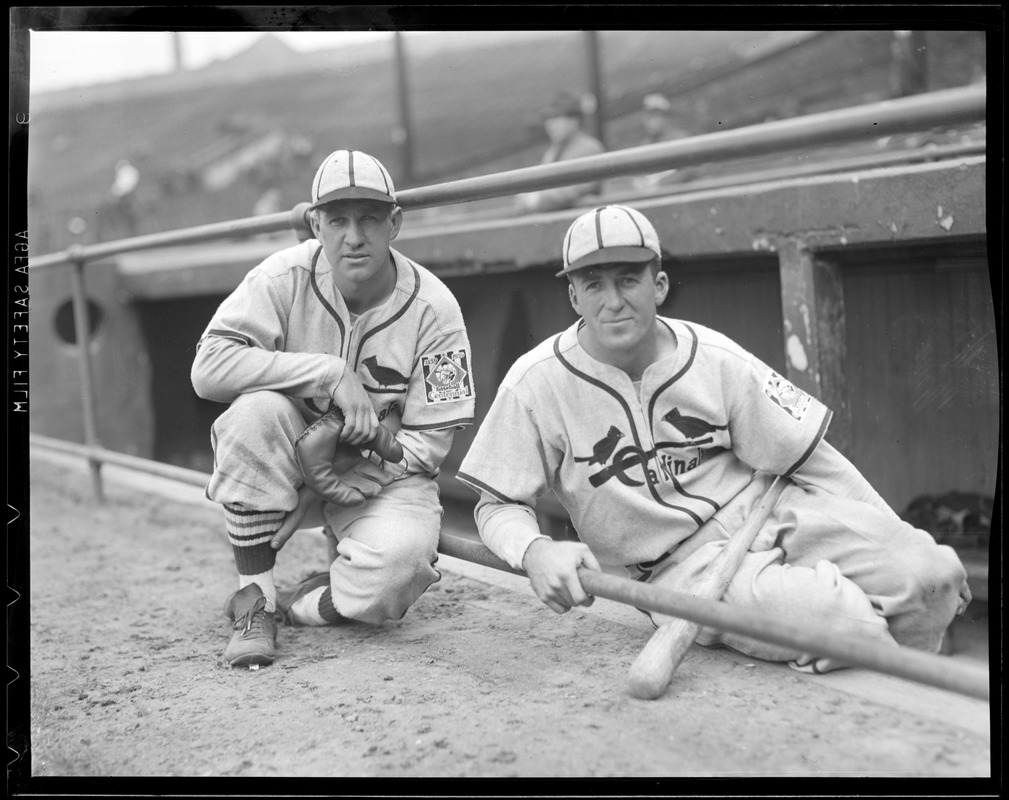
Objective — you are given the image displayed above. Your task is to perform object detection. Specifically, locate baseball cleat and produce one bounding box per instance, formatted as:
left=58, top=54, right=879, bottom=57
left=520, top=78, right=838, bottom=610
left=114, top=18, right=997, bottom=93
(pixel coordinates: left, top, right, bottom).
left=223, top=583, right=279, bottom=667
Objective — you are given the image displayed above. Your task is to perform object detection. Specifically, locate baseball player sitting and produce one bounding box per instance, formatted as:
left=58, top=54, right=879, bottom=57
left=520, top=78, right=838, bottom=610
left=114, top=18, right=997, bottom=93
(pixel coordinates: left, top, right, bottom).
left=191, top=149, right=475, bottom=667
left=457, top=204, right=970, bottom=672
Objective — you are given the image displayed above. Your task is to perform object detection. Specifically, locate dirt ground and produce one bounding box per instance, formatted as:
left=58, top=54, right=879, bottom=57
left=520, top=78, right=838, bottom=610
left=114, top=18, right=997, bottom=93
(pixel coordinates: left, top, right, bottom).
left=15, top=451, right=994, bottom=785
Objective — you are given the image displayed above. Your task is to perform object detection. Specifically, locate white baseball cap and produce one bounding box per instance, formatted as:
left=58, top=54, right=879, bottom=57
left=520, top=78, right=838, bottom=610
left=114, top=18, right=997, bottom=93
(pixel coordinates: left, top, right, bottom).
left=309, top=149, right=396, bottom=209
left=558, top=205, right=662, bottom=276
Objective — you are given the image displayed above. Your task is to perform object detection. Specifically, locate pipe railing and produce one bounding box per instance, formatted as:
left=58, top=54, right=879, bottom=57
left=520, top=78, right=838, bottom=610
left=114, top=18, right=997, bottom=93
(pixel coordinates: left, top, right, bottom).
left=30, top=85, right=985, bottom=272
left=397, top=85, right=986, bottom=210
left=28, top=86, right=987, bottom=503
left=30, top=433, right=212, bottom=487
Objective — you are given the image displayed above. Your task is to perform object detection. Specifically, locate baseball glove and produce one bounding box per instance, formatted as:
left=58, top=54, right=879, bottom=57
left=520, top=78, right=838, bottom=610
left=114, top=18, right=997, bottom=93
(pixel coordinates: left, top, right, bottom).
left=295, top=408, right=406, bottom=507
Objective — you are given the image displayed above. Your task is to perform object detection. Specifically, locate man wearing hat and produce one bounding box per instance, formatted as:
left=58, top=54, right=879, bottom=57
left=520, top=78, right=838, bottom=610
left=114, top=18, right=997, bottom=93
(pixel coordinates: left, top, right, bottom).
left=640, top=93, right=688, bottom=145
left=192, top=149, right=475, bottom=667
left=514, top=91, right=607, bottom=214
left=457, top=204, right=969, bottom=671
left=632, top=93, right=690, bottom=191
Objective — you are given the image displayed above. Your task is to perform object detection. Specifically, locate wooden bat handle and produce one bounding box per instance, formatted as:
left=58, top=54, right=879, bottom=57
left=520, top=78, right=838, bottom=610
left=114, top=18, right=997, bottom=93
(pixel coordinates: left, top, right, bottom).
left=626, top=474, right=786, bottom=700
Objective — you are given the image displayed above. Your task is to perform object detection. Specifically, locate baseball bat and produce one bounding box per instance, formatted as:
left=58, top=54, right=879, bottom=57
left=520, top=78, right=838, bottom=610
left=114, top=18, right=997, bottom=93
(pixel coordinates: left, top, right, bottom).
left=626, top=474, right=785, bottom=700
left=435, top=532, right=989, bottom=702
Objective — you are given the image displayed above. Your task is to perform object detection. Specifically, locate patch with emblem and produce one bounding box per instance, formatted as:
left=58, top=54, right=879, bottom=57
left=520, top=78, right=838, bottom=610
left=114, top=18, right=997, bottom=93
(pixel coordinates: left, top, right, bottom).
left=421, top=350, right=474, bottom=404
left=763, top=372, right=812, bottom=421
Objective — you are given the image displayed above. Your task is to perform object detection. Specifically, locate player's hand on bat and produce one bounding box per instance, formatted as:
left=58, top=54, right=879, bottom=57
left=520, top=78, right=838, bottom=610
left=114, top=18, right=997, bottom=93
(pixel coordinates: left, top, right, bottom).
left=522, top=538, right=601, bottom=614
left=330, top=368, right=379, bottom=445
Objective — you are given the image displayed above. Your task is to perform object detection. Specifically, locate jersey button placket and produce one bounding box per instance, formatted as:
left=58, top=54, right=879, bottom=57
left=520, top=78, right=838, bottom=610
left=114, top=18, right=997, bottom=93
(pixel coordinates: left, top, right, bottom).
left=641, top=380, right=672, bottom=485
left=632, top=386, right=661, bottom=491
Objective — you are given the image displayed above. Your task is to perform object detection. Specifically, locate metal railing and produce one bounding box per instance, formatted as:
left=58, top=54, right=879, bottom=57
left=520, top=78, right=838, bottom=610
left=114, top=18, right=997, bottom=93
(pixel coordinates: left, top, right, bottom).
left=28, top=85, right=986, bottom=500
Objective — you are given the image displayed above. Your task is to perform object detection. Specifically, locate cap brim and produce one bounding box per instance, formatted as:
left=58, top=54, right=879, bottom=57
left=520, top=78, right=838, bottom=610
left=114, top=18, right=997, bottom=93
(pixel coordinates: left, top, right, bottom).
left=310, top=187, right=396, bottom=209
left=556, top=245, right=658, bottom=277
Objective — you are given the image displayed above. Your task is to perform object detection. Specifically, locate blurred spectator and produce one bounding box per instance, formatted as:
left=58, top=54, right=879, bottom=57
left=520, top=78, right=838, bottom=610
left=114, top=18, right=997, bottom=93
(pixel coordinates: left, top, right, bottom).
left=253, top=186, right=284, bottom=217
left=888, top=30, right=927, bottom=98
left=514, top=91, right=606, bottom=214
left=639, top=93, right=688, bottom=145
left=110, top=158, right=141, bottom=236
left=632, top=93, right=690, bottom=191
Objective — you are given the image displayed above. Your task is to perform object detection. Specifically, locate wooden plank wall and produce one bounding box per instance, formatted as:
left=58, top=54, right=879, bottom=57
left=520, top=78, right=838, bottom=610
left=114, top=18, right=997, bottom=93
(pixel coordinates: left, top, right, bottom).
left=840, top=248, right=998, bottom=511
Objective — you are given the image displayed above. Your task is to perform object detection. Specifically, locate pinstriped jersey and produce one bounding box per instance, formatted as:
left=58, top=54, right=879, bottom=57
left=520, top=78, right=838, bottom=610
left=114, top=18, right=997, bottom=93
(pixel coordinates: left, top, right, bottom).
left=193, top=239, right=475, bottom=473
left=457, top=317, right=832, bottom=566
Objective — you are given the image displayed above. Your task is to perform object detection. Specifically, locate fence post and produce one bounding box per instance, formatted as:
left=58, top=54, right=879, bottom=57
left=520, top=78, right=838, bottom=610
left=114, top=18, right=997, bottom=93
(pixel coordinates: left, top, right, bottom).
left=776, top=240, right=852, bottom=454
left=583, top=31, right=606, bottom=147
left=68, top=247, right=105, bottom=502
left=393, top=31, right=415, bottom=185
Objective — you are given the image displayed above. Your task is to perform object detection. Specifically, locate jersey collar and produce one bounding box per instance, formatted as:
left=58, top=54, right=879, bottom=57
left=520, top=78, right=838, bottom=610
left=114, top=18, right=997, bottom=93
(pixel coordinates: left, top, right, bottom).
left=314, top=245, right=417, bottom=323
left=559, top=316, right=689, bottom=389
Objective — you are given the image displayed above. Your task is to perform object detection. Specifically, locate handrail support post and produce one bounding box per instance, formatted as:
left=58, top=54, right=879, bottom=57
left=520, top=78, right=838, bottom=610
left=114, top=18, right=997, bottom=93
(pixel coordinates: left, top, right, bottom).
left=68, top=246, right=105, bottom=503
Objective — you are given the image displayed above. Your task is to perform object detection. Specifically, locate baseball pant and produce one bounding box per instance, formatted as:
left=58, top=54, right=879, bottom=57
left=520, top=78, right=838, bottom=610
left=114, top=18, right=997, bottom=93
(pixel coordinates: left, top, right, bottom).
left=635, top=474, right=968, bottom=663
left=207, top=390, right=442, bottom=624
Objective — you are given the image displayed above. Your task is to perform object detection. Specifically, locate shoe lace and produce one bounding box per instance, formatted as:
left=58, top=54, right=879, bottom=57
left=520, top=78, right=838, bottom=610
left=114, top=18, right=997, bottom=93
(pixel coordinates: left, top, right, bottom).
left=234, top=596, right=269, bottom=638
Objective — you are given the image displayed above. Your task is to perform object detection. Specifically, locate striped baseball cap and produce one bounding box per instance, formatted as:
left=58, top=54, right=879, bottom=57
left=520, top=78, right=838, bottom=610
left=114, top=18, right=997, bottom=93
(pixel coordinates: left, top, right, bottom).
left=558, top=205, right=662, bottom=276
left=309, top=149, right=396, bottom=209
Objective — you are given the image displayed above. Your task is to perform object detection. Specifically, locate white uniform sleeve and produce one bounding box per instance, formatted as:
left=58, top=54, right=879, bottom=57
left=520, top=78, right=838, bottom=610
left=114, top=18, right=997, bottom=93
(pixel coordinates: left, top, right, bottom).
left=474, top=492, right=549, bottom=570
left=387, top=303, right=475, bottom=476
left=400, top=326, right=476, bottom=433
left=457, top=383, right=557, bottom=508
left=191, top=268, right=346, bottom=403
left=397, top=427, right=457, bottom=478
left=357, top=321, right=472, bottom=477
left=790, top=438, right=901, bottom=519
left=726, top=356, right=833, bottom=477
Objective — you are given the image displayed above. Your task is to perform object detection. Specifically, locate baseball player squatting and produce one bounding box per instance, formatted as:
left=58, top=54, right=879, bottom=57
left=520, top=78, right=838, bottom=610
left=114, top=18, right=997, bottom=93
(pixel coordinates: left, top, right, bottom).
left=457, top=205, right=971, bottom=672
left=191, top=150, right=475, bottom=667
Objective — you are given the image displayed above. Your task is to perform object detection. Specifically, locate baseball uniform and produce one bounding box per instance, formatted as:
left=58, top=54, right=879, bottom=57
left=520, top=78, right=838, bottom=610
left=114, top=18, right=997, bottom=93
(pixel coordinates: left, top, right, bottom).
left=193, top=239, right=475, bottom=624
left=458, top=317, right=968, bottom=664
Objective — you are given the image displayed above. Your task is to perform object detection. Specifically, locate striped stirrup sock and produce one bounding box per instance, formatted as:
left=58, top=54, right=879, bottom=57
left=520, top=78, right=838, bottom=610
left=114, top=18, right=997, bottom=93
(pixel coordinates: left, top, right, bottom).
left=225, top=504, right=284, bottom=612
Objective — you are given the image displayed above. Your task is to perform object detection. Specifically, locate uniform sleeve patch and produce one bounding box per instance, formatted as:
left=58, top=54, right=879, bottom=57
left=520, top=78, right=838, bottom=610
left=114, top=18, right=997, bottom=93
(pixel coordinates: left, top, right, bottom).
left=422, top=349, right=474, bottom=404
left=763, top=372, right=811, bottom=421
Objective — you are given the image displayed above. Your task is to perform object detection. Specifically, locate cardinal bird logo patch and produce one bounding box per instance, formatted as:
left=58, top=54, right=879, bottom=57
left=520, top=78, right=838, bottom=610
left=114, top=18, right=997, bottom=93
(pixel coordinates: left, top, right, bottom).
left=362, top=355, right=409, bottom=387
left=574, top=426, right=624, bottom=465
left=662, top=407, right=728, bottom=441
left=422, top=350, right=473, bottom=404
left=763, top=372, right=812, bottom=421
